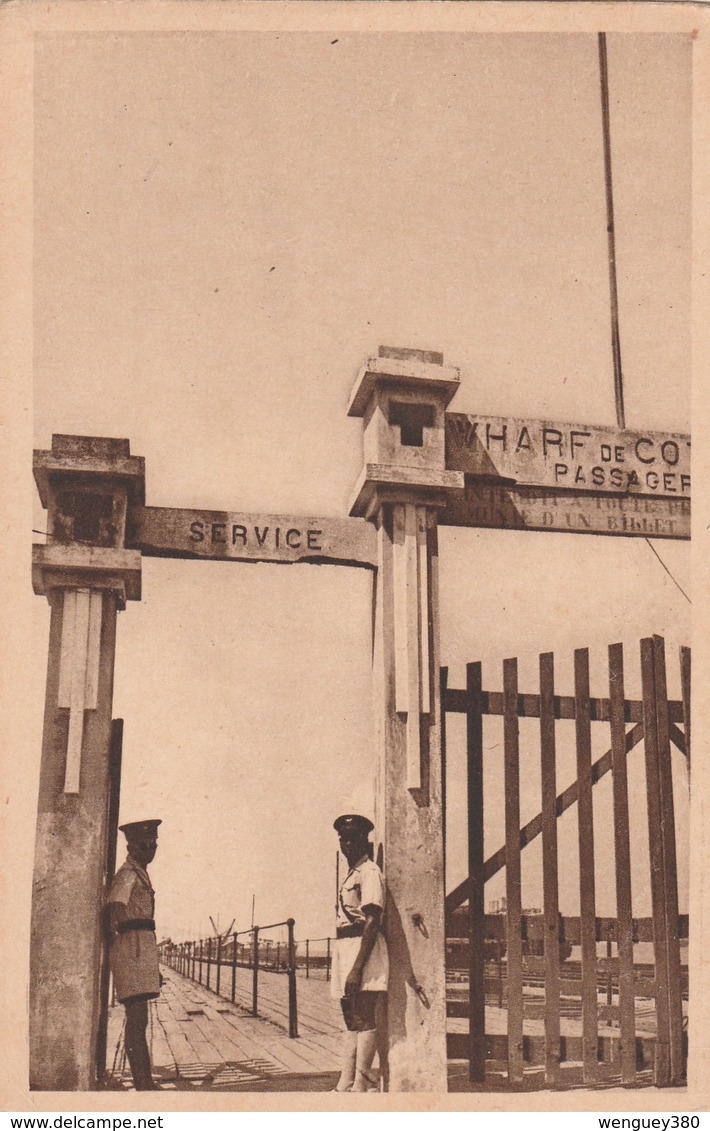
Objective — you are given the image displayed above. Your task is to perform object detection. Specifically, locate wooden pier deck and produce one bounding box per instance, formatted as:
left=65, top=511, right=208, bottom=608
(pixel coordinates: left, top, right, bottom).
left=103, top=967, right=679, bottom=1092
left=103, top=966, right=343, bottom=1091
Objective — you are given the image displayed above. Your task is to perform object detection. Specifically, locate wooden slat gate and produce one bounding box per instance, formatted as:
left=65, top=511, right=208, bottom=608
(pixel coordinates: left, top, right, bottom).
left=443, top=635, right=690, bottom=1089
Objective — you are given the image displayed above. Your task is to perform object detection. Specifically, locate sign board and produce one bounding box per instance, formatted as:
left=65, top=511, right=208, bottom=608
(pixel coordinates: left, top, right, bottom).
left=441, top=482, right=690, bottom=540
left=127, top=506, right=377, bottom=568
left=446, top=413, right=691, bottom=498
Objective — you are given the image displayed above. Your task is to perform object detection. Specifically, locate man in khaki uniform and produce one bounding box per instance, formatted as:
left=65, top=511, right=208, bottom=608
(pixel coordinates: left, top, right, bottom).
left=331, top=814, right=389, bottom=1092
left=106, top=819, right=162, bottom=1091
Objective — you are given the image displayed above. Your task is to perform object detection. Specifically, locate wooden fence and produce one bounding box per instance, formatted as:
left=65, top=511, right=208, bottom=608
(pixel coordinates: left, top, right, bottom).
left=442, top=635, right=690, bottom=1089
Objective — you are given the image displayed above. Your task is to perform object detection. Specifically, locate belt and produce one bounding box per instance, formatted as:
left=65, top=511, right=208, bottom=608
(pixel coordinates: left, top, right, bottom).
left=117, top=918, right=156, bottom=934
left=337, top=923, right=365, bottom=939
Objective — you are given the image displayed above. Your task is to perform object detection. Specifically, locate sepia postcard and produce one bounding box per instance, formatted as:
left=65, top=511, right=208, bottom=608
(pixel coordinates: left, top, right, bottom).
left=1, top=0, right=709, bottom=1116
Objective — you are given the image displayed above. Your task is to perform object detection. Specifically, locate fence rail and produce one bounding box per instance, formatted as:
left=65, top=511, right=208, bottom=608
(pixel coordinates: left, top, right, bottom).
left=160, top=918, right=299, bottom=1038
left=295, top=936, right=333, bottom=980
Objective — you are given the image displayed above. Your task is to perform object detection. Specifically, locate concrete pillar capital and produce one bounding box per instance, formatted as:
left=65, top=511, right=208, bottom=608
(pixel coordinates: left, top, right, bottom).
left=32, top=434, right=145, bottom=607
left=347, top=347, right=464, bottom=521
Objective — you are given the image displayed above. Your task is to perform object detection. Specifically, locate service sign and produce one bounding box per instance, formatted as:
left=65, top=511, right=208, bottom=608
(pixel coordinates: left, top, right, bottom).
left=446, top=414, right=691, bottom=498
left=127, top=506, right=377, bottom=568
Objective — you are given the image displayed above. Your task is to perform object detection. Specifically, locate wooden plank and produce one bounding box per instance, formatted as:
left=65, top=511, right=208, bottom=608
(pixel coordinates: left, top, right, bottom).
left=641, top=636, right=672, bottom=1086
left=479, top=913, right=671, bottom=946
left=575, top=648, right=598, bottom=1085
left=147, top=1005, right=175, bottom=1078
left=189, top=1009, right=254, bottom=1065
left=539, top=651, right=561, bottom=1084
left=608, top=642, right=636, bottom=1085
left=680, top=646, right=691, bottom=774
left=445, top=723, right=644, bottom=913
left=440, top=481, right=690, bottom=540
left=503, top=657, right=524, bottom=1084
left=158, top=1014, right=204, bottom=1073
left=444, top=687, right=684, bottom=724
left=165, top=968, right=338, bottom=1074
left=177, top=1013, right=224, bottom=1072
left=653, top=636, right=684, bottom=1084
left=466, top=661, right=486, bottom=1083
left=441, top=667, right=448, bottom=887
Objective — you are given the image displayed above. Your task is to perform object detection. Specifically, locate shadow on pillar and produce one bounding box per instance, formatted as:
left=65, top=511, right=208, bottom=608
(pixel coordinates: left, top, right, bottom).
left=96, top=719, right=123, bottom=1084
left=384, top=893, right=426, bottom=1048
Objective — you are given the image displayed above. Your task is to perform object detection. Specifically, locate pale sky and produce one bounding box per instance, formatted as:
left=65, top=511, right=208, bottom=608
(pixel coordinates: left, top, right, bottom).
left=31, top=31, right=691, bottom=942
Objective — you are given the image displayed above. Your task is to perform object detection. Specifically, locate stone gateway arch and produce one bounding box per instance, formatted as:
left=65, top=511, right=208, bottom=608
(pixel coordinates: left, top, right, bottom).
left=30, top=347, right=689, bottom=1091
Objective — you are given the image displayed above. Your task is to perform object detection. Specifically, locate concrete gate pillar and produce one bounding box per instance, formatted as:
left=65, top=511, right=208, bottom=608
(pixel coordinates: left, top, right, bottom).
left=348, top=348, right=464, bottom=1091
left=30, top=436, right=144, bottom=1090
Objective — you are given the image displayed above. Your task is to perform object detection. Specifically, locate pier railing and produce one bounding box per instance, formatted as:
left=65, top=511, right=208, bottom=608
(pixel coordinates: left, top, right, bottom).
left=159, top=918, right=299, bottom=1038
left=294, top=936, right=333, bottom=981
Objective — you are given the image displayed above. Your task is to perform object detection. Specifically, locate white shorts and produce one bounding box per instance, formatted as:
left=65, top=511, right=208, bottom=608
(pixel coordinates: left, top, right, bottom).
left=330, top=933, right=389, bottom=999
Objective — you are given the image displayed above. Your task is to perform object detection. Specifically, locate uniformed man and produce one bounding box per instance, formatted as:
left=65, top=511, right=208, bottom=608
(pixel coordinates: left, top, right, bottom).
left=106, top=819, right=162, bottom=1091
left=331, top=814, right=389, bottom=1093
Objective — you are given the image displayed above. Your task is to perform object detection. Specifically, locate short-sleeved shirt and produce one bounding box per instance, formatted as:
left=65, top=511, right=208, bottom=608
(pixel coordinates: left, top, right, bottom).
left=331, top=855, right=389, bottom=999
left=106, top=856, right=160, bottom=1004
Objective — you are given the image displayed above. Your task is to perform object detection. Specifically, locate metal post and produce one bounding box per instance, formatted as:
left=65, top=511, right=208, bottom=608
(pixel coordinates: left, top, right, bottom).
left=252, top=928, right=260, bottom=1016
left=326, top=936, right=331, bottom=982
left=287, top=919, right=299, bottom=1038
left=216, top=935, right=222, bottom=998
left=598, top=31, right=626, bottom=431
left=198, top=940, right=203, bottom=985
left=231, top=932, right=237, bottom=1004
left=206, top=937, right=212, bottom=991
left=306, top=939, right=310, bottom=978
left=467, top=660, right=485, bottom=1083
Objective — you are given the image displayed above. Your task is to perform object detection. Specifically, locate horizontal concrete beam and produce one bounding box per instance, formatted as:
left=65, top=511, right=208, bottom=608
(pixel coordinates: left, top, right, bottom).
left=126, top=506, right=377, bottom=569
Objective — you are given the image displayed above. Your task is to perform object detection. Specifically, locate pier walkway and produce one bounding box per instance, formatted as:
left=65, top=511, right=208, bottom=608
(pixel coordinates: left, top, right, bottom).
left=103, top=967, right=672, bottom=1092
left=103, top=966, right=342, bottom=1092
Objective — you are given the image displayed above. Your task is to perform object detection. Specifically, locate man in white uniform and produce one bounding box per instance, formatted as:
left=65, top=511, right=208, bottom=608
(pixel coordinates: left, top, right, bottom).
left=331, top=814, right=388, bottom=1093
